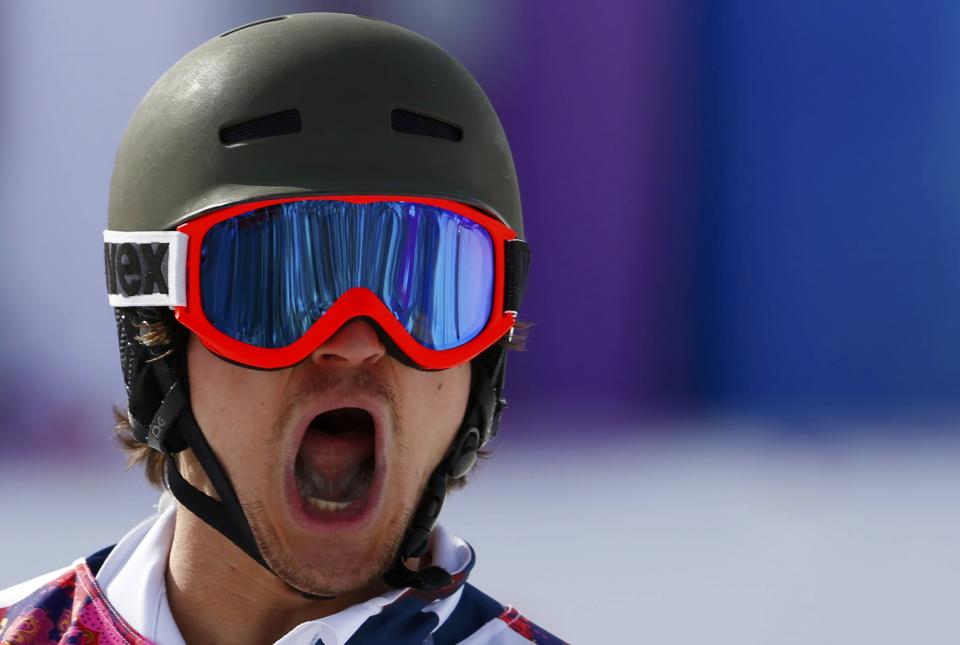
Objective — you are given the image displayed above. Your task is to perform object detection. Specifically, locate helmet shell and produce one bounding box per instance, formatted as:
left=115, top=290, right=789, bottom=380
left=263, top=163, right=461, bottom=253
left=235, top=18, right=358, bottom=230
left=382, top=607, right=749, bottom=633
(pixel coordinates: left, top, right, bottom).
left=108, top=12, right=523, bottom=236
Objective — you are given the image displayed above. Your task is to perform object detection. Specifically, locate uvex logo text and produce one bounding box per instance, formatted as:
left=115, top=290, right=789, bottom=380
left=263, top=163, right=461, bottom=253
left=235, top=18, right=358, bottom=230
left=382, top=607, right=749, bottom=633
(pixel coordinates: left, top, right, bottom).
left=104, top=242, right=169, bottom=297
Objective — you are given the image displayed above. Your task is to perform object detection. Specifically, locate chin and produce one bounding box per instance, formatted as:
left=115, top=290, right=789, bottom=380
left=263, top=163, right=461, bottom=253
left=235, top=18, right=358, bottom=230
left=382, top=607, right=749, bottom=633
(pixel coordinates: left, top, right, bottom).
left=249, top=464, right=416, bottom=596
left=258, top=513, right=405, bottom=596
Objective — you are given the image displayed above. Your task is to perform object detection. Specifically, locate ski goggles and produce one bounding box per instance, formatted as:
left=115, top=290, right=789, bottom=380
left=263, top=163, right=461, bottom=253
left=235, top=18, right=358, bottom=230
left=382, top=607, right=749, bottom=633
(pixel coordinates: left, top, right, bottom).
left=104, top=195, right=529, bottom=370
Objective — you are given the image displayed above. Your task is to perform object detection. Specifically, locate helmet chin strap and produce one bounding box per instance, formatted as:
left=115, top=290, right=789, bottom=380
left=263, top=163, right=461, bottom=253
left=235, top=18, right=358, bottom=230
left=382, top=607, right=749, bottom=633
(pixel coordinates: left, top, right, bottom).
left=383, top=345, right=508, bottom=589
left=128, top=345, right=333, bottom=599
left=118, top=309, right=508, bottom=596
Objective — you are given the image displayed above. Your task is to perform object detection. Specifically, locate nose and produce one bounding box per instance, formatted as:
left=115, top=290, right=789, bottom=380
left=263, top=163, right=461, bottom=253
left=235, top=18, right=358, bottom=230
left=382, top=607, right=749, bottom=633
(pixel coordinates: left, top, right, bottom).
left=308, top=319, right=387, bottom=366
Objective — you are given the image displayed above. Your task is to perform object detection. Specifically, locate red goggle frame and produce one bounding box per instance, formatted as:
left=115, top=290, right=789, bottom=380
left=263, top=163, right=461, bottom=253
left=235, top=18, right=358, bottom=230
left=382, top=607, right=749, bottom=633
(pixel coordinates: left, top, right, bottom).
left=169, top=195, right=525, bottom=371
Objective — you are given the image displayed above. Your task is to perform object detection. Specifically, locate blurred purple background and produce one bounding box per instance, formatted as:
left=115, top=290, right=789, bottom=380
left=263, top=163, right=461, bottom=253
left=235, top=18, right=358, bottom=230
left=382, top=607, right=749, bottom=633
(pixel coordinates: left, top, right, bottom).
left=3, top=2, right=960, bottom=642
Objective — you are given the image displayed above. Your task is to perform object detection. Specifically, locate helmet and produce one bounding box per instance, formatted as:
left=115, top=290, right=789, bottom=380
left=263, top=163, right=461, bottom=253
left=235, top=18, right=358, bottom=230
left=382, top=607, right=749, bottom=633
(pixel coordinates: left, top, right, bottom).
left=107, top=12, right=527, bottom=592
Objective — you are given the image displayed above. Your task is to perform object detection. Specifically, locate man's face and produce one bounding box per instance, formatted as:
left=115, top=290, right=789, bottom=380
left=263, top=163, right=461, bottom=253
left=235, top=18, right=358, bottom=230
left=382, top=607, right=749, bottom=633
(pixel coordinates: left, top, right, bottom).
left=184, top=319, right=470, bottom=596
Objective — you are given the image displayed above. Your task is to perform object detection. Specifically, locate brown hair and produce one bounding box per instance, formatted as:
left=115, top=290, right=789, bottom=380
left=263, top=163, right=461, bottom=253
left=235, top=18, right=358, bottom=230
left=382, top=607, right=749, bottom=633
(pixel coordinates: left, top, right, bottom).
left=112, top=311, right=529, bottom=491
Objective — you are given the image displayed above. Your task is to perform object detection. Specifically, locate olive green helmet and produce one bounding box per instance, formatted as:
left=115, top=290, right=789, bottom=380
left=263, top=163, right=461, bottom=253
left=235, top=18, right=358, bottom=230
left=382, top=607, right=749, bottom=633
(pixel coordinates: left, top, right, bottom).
left=109, top=12, right=522, bottom=236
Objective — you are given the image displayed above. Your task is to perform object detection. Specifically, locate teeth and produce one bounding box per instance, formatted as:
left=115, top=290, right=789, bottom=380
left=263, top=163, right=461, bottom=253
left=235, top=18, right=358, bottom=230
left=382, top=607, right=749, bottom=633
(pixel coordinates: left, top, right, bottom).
left=305, top=497, right=353, bottom=512
left=295, top=456, right=375, bottom=510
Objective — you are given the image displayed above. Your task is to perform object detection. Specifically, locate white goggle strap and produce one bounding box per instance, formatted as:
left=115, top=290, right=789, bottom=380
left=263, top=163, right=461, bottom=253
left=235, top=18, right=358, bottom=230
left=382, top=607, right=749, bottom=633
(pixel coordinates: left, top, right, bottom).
left=103, top=230, right=188, bottom=307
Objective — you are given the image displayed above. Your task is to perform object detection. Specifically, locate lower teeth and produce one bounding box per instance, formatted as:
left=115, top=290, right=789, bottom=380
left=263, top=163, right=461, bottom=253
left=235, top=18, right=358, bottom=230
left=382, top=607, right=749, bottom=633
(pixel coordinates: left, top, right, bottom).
left=295, top=457, right=374, bottom=510
left=305, top=498, right=353, bottom=512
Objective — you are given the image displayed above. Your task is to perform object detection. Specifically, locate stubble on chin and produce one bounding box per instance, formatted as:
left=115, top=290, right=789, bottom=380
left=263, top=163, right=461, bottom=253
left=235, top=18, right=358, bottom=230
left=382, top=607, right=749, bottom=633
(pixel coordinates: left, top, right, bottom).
left=241, top=497, right=415, bottom=597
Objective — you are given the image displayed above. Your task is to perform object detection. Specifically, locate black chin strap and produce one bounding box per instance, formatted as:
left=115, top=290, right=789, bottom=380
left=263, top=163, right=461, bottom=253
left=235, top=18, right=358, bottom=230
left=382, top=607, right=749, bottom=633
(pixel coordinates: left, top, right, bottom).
left=140, top=369, right=335, bottom=600
left=383, top=345, right=509, bottom=590
left=121, top=327, right=325, bottom=598
left=162, top=397, right=266, bottom=568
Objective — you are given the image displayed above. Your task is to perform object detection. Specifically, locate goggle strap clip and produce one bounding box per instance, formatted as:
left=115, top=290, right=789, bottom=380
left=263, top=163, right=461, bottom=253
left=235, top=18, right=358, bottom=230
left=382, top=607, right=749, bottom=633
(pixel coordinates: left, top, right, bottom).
left=504, top=239, right=530, bottom=314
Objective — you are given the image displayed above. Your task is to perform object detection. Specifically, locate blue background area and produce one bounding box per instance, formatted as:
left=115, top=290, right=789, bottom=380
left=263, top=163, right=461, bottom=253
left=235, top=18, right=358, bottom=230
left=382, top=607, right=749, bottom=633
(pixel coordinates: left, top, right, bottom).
left=694, top=1, right=960, bottom=417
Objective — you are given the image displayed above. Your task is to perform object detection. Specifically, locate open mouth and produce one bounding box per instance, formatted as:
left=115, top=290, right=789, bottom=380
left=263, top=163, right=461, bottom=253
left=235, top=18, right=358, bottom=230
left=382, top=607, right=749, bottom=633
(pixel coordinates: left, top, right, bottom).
left=294, top=407, right=377, bottom=514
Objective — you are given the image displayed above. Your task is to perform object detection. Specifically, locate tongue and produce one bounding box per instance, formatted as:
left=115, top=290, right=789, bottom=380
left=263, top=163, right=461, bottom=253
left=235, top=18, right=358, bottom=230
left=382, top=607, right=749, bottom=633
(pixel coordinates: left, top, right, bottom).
left=299, top=429, right=373, bottom=484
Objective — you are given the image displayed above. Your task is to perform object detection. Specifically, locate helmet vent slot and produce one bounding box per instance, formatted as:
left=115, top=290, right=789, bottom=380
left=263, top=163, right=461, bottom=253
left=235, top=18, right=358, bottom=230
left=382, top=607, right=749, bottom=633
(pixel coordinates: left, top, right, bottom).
left=220, top=109, right=302, bottom=146
left=219, top=16, right=288, bottom=38
left=391, top=109, right=463, bottom=142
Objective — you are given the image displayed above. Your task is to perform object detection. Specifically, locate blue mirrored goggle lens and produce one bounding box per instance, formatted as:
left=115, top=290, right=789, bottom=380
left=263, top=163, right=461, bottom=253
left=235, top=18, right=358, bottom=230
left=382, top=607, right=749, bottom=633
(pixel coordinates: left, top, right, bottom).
left=199, top=200, right=495, bottom=351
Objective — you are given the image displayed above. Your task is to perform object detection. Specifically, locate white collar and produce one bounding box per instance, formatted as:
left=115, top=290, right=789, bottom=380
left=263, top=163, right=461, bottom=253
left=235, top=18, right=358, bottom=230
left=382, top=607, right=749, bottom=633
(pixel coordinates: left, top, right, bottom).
left=96, top=500, right=473, bottom=645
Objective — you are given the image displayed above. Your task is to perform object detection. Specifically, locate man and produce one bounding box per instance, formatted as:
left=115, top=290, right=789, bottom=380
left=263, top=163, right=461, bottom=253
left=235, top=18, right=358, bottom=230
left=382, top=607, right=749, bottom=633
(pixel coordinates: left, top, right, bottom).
left=0, top=13, right=563, bottom=645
